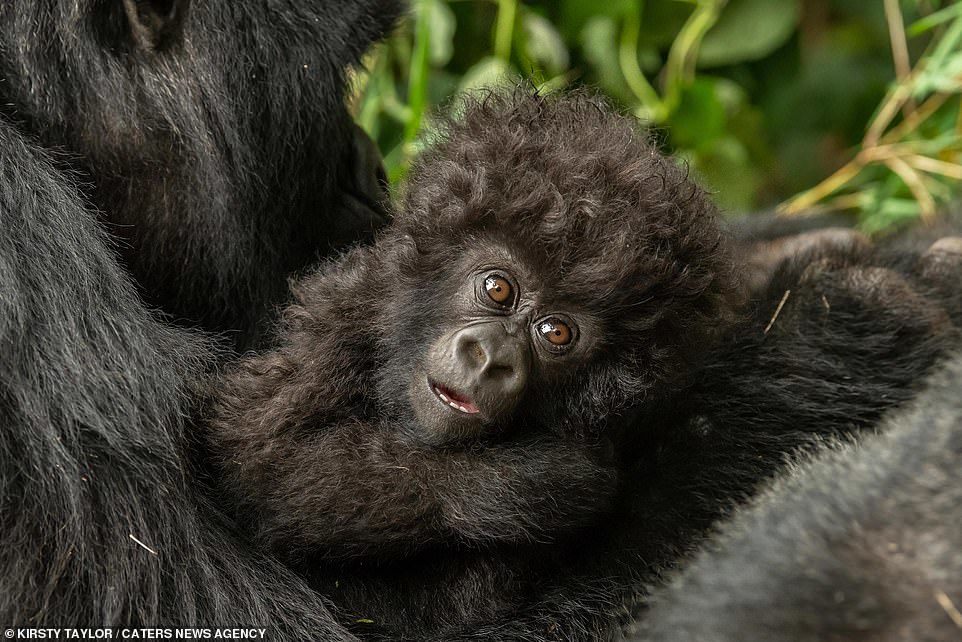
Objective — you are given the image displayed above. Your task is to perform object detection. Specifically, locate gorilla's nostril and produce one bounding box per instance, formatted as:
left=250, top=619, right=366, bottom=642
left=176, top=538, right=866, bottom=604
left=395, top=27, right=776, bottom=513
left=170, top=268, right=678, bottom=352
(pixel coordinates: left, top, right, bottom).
left=486, top=364, right=514, bottom=380
left=457, top=339, right=487, bottom=368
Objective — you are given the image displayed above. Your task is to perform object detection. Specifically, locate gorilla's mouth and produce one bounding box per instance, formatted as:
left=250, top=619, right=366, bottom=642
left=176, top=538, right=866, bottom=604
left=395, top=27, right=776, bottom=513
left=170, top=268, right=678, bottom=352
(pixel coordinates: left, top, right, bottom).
left=430, top=381, right=481, bottom=415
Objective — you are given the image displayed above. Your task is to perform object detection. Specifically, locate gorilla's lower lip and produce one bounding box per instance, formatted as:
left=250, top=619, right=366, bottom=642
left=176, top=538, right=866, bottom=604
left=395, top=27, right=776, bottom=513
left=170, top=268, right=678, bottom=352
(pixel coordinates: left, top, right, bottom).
left=430, top=381, right=480, bottom=415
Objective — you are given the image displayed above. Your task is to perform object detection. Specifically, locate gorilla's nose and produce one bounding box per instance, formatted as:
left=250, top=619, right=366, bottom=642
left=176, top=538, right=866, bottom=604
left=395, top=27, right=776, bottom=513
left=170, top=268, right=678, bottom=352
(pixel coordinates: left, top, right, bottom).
left=453, top=324, right=529, bottom=400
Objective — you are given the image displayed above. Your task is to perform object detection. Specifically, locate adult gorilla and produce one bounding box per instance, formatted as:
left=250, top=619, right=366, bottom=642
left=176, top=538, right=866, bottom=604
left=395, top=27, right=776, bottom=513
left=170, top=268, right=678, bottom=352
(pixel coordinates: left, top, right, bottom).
left=0, top=0, right=399, bottom=346
left=0, top=0, right=400, bottom=633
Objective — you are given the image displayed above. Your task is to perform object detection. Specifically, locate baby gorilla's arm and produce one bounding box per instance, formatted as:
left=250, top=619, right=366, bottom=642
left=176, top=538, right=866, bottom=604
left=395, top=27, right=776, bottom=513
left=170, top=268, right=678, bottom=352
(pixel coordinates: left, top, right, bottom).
left=289, top=428, right=612, bottom=558
left=208, top=358, right=618, bottom=560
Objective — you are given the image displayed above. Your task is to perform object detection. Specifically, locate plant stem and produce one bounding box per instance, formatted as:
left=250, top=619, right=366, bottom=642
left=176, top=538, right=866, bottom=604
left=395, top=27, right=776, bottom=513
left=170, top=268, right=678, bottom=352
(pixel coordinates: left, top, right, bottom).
left=883, top=0, right=914, bottom=115
left=864, top=75, right=916, bottom=147
left=905, top=154, right=962, bottom=180
left=404, top=0, right=432, bottom=142
left=663, top=0, right=725, bottom=115
left=619, top=5, right=663, bottom=119
left=494, top=0, right=517, bottom=63
left=882, top=91, right=951, bottom=143
left=779, top=160, right=862, bottom=214
left=885, top=156, right=936, bottom=220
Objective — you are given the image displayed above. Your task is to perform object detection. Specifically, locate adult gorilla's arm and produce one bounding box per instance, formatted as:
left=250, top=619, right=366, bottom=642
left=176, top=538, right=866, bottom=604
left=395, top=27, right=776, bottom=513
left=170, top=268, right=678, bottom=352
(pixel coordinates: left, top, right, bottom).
left=0, top=120, right=354, bottom=636
left=637, top=353, right=962, bottom=642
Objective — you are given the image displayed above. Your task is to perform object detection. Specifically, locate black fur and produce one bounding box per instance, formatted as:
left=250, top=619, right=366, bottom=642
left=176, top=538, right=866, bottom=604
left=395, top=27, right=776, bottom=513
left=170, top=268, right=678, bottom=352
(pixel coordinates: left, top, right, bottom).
left=0, top=0, right=402, bottom=346
left=3, top=65, right=958, bottom=634
left=0, top=0, right=402, bottom=632
left=0, top=121, right=357, bottom=634
left=207, top=91, right=962, bottom=640
left=430, top=241, right=961, bottom=641
left=637, top=352, right=962, bottom=642
left=1, top=6, right=957, bottom=626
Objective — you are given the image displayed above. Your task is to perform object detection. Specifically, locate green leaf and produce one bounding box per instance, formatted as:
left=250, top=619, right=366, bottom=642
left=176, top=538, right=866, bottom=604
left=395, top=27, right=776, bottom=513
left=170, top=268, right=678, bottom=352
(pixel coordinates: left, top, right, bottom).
left=559, top=0, right=637, bottom=40
left=922, top=13, right=962, bottom=73
left=913, top=51, right=962, bottom=95
left=636, top=1, right=696, bottom=49
left=913, top=15, right=962, bottom=97
left=698, top=0, right=800, bottom=68
left=908, top=3, right=962, bottom=37
left=456, top=56, right=514, bottom=94
left=522, top=11, right=570, bottom=75
left=859, top=197, right=921, bottom=235
left=669, top=78, right=728, bottom=152
left=580, top=16, right=634, bottom=103
left=691, top=136, right=762, bottom=211
left=427, top=69, right=460, bottom=106
left=425, top=0, right=456, bottom=67
left=711, top=77, right=749, bottom=115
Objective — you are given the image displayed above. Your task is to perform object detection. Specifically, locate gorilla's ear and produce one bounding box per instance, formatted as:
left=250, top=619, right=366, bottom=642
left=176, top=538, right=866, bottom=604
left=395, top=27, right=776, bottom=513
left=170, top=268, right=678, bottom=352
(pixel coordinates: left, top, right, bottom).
left=121, top=0, right=190, bottom=51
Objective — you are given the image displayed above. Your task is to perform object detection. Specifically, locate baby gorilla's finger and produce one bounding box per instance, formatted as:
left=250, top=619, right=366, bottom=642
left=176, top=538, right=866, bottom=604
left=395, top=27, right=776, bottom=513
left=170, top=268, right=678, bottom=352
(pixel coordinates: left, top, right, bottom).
left=795, top=262, right=953, bottom=340
left=918, top=236, right=962, bottom=323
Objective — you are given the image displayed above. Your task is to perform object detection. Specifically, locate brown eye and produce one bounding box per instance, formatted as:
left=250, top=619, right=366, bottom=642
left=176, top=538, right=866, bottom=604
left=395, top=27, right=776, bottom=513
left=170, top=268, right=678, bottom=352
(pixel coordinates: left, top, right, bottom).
left=537, top=318, right=573, bottom=347
left=484, top=275, right=514, bottom=306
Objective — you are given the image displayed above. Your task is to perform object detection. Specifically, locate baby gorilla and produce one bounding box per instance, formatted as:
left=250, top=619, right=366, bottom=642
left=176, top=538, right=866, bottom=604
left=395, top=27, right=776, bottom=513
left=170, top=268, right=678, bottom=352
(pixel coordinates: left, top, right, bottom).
left=207, top=90, right=737, bottom=564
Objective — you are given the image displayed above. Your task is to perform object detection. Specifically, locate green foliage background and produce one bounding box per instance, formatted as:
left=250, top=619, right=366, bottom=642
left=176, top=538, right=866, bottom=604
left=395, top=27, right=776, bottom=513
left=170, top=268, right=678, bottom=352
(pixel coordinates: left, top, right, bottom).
left=352, top=0, right=962, bottom=231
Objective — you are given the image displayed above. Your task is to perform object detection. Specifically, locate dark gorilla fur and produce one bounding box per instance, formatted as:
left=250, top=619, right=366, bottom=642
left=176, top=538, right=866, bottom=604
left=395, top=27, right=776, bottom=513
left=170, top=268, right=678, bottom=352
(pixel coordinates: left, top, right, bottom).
left=0, top=0, right=402, bottom=345
left=207, top=90, right=962, bottom=640
left=0, top=122, right=355, bottom=635
left=1, top=6, right=957, bottom=638
left=637, top=352, right=962, bottom=642
left=0, top=0, right=402, bottom=633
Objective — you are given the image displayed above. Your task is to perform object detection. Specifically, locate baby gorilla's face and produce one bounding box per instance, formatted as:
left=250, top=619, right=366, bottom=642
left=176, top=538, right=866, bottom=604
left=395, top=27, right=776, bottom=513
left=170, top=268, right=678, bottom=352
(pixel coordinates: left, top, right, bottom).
left=407, top=249, right=600, bottom=445
left=384, top=89, right=739, bottom=448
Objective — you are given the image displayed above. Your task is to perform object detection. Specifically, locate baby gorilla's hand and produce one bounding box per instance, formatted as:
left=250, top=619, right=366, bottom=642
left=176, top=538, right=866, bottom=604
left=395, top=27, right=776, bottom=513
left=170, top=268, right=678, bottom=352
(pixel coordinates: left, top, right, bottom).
left=780, top=257, right=953, bottom=342
left=756, top=228, right=961, bottom=344
left=742, top=227, right=871, bottom=296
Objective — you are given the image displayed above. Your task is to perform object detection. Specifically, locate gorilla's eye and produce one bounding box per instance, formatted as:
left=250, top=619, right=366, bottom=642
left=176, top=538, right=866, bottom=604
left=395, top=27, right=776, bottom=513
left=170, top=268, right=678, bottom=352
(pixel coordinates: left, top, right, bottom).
left=482, top=273, right=516, bottom=307
left=536, top=317, right=576, bottom=351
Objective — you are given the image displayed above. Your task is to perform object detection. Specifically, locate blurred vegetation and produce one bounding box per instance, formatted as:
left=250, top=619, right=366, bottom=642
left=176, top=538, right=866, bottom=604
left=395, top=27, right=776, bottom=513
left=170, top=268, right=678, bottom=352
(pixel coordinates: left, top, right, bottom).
left=350, top=0, right=962, bottom=233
